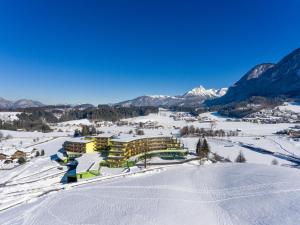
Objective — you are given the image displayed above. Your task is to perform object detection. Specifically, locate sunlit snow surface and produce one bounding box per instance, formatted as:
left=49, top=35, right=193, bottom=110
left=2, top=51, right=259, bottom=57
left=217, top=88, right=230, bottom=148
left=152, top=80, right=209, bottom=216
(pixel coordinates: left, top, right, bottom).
left=1, top=164, right=300, bottom=225
left=1, top=110, right=300, bottom=224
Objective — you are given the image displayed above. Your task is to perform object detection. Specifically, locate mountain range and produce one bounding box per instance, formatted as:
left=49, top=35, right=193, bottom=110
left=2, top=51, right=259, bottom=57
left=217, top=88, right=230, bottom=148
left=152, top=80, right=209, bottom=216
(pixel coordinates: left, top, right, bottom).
left=0, top=98, right=44, bottom=109
left=1, top=48, right=299, bottom=110
left=210, top=48, right=300, bottom=105
left=117, top=86, right=228, bottom=107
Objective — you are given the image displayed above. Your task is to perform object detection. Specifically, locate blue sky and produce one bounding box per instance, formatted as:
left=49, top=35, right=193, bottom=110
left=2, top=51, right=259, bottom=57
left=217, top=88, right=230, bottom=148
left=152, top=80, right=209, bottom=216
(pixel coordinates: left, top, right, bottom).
left=0, top=0, right=300, bottom=105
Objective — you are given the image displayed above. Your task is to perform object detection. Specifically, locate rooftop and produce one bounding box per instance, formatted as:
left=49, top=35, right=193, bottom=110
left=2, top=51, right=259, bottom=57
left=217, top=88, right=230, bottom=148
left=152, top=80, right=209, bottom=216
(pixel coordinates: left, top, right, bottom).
left=86, top=133, right=116, bottom=138
left=0, top=147, right=34, bottom=157
left=110, top=134, right=174, bottom=143
left=76, top=153, right=103, bottom=173
left=64, top=138, right=94, bottom=144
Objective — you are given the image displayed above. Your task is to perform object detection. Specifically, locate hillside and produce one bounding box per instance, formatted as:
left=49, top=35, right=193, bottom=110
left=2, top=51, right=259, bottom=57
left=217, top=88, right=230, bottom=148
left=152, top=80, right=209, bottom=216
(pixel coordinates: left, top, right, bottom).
left=212, top=48, right=300, bottom=105
left=1, top=163, right=300, bottom=225
left=0, top=98, right=44, bottom=109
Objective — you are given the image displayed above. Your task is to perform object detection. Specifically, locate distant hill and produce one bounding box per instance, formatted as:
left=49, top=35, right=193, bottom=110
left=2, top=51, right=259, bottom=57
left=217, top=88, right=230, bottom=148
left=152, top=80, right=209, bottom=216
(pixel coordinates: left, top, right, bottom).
left=117, top=86, right=228, bottom=108
left=0, top=97, right=44, bottom=109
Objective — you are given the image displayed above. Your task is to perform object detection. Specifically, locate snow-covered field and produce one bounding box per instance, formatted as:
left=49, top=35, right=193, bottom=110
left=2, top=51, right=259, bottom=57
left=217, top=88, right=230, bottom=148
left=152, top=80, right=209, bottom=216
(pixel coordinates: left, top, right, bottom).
left=0, top=112, right=20, bottom=122
left=277, top=102, right=300, bottom=113
left=0, top=110, right=300, bottom=224
left=1, top=163, right=300, bottom=225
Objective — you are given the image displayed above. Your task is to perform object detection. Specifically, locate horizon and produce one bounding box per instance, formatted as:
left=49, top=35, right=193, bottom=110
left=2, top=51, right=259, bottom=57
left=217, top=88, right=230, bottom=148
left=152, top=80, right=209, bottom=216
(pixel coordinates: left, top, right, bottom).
left=1, top=0, right=300, bottom=105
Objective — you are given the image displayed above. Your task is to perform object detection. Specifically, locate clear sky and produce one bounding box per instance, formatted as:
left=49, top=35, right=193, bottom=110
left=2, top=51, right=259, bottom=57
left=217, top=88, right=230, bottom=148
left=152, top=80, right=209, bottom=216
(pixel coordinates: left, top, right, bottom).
left=0, top=0, right=300, bottom=105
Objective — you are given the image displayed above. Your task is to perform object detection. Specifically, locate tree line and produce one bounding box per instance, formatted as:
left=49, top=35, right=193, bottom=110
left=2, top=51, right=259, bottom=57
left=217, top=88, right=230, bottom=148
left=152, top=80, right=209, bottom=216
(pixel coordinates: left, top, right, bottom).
left=180, top=125, right=239, bottom=137
left=0, top=105, right=158, bottom=133
left=59, top=105, right=158, bottom=122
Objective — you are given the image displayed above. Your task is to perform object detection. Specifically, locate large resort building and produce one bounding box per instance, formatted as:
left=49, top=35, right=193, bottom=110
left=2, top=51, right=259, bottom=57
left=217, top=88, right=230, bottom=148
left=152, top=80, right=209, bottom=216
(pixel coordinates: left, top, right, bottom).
left=108, top=136, right=181, bottom=166
left=63, top=134, right=182, bottom=166
left=63, top=139, right=95, bottom=157
left=86, top=134, right=114, bottom=151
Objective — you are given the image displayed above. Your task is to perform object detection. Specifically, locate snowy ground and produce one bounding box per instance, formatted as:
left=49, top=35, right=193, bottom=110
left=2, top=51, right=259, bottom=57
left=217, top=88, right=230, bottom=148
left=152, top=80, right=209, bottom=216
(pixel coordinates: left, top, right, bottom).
left=0, top=112, right=20, bottom=122
left=0, top=129, right=70, bottom=151
left=0, top=157, right=67, bottom=211
left=1, top=163, right=300, bottom=225
left=0, top=110, right=300, bottom=224
left=277, top=102, right=300, bottom=113
left=0, top=132, right=71, bottom=212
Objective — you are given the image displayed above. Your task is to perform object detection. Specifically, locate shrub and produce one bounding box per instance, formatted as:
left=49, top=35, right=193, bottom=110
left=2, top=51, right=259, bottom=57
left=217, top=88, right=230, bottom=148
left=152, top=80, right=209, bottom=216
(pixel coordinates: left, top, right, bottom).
left=271, top=159, right=278, bottom=165
left=136, top=129, right=145, bottom=135
left=18, top=157, right=26, bottom=165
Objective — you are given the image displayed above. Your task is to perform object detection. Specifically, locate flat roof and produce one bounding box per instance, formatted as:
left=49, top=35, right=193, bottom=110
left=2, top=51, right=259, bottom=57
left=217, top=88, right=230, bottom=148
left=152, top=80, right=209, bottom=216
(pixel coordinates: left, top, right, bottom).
left=86, top=133, right=115, bottom=138
left=65, top=138, right=94, bottom=144
left=76, top=153, right=103, bottom=173
left=110, top=134, right=174, bottom=143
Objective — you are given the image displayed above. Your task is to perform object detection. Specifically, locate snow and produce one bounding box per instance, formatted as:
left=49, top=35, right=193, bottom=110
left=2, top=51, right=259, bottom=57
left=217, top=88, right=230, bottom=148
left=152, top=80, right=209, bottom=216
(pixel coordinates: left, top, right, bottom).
left=0, top=157, right=66, bottom=212
left=0, top=112, right=20, bottom=122
left=0, top=130, right=70, bottom=158
left=199, top=111, right=232, bottom=122
left=148, top=95, right=172, bottom=98
left=111, top=133, right=173, bottom=143
left=58, top=119, right=92, bottom=126
left=0, top=110, right=300, bottom=224
left=76, top=153, right=102, bottom=173
left=184, top=86, right=228, bottom=97
left=1, top=163, right=300, bottom=225
left=277, top=102, right=300, bottom=113
left=32, top=137, right=70, bottom=157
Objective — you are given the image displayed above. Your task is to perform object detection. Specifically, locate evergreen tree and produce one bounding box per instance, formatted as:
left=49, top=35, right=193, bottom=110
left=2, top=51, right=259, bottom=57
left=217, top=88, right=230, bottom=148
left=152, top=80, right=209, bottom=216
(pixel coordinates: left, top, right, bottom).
left=196, top=138, right=202, bottom=156
left=74, top=129, right=81, bottom=137
left=90, top=126, right=97, bottom=135
left=235, top=151, right=246, bottom=163
left=201, top=138, right=210, bottom=157
left=81, top=126, right=89, bottom=136
left=18, top=157, right=26, bottom=165
left=136, top=129, right=145, bottom=135
left=41, top=149, right=45, bottom=156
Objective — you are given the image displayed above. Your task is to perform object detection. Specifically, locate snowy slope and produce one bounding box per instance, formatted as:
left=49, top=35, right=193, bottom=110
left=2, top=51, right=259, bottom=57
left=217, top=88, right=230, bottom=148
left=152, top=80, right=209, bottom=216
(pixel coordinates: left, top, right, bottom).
left=277, top=102, right=300, bottom=113
left=0, top=112, right=20, bottom=122
left=1, top=163, right=300, bottom=225
left=0, top=97, right=44, bottom=109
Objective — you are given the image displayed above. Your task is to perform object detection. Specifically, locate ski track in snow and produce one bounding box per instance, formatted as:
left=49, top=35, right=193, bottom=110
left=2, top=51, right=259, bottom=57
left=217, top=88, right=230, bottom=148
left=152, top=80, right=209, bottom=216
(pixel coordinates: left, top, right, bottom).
left=1, top=111, right=300, bottom=224
left=1, top=164, right=300, bottom=225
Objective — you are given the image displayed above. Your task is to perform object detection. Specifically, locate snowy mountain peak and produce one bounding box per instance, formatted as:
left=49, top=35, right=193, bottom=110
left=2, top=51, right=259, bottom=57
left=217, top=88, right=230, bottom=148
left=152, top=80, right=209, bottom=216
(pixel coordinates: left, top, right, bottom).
left=184, top=86, right=228, bottom=97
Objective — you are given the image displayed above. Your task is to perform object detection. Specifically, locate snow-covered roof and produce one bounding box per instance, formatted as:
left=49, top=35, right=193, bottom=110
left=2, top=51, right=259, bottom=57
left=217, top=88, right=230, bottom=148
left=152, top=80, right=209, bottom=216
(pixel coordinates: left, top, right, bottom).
left=110, top=134, right=174, bottom=143
left=65, top=138, right=94, bottom=144
left=0, top=147, right=33, bottom=156
left=87, top=133, right=115, bottom=138
left=76, top=153, right=102, bottom=173
left=16, top=147, right=34, bottom=153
